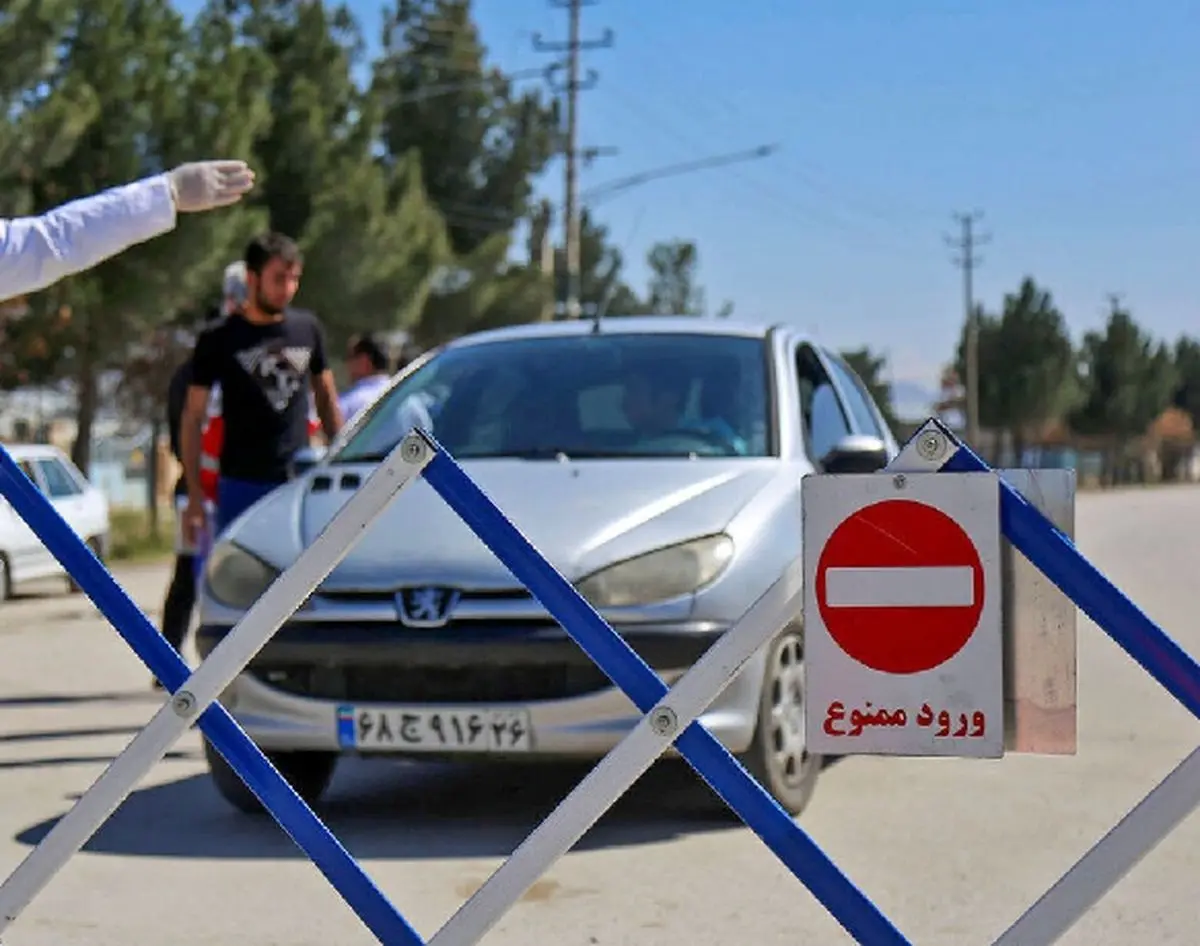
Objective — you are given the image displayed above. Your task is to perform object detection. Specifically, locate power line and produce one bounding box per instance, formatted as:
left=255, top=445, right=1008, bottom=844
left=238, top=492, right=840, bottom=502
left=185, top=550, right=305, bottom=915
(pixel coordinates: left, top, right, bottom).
left=533, top=0, right=616, bottom=320
left=945, top=210, right=990, bottom=445
left=581, top=144, right=780, bottom=205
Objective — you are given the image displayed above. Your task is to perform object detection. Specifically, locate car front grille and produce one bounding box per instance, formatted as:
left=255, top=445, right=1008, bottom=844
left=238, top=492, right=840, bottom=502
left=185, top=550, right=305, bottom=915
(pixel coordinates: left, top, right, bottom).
left=248, top=662, right=615, bottom=704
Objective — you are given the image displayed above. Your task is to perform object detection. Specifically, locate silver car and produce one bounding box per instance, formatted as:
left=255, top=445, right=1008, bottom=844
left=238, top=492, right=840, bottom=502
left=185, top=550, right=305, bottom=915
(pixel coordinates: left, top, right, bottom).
left=196, top=317, right=899, bottom=816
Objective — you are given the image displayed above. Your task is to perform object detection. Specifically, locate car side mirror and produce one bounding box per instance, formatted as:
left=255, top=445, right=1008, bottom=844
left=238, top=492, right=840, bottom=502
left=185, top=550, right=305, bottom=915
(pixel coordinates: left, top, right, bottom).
left=820, top=435, right=890, bottom=474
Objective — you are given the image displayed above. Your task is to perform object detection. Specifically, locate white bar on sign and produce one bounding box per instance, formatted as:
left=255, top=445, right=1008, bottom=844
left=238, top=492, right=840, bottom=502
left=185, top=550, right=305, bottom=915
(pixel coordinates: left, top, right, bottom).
left=824, top=566, right=974, bottom=608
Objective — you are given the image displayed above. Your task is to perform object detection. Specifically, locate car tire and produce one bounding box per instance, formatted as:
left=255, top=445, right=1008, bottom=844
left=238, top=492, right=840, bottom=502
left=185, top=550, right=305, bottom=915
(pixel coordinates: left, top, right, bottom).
left=67, top=537, right=104, bottom=594
left=737, top=628, right=823, bottom=817
left=203, top=737, right=339, bottom=815
left=0, top=554, right=10, bottom=604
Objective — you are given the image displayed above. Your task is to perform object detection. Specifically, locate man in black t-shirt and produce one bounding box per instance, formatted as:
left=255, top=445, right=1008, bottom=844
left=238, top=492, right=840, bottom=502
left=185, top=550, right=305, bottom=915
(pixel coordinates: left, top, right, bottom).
left=179, top=232, right=343, bottom=546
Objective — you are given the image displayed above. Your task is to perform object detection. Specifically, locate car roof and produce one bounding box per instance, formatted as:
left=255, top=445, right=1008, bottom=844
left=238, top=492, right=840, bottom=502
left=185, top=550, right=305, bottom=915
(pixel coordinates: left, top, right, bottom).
left=444, top=315, right=815, bottom=350
left=4, top=443, right=70, bottom=462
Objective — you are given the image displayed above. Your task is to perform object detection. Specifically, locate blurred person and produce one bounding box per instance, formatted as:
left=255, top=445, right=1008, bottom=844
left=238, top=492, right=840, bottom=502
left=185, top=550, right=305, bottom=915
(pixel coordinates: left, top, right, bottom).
left=196, top=261, right=250, bottom=504
left=152, top=263, right=248, bottom=687
left=338, top=333, right=392, bottom=423
left=155, top=306, right=225, bottom=688
left=179, top=232, right=342, bottom=546
left=621, top=363, right=691, bottom=435
left=0, top=161, right=254, bottom=302
left=621, top=360, right=746, bottom=453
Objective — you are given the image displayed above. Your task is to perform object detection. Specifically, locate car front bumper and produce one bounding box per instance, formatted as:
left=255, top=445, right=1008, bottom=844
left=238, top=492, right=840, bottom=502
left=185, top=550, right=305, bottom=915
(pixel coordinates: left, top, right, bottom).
left=195, top=620, right=765, bottom=759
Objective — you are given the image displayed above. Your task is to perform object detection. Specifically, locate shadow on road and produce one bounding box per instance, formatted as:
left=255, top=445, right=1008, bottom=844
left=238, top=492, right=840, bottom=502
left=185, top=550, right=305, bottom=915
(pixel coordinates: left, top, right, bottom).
left=0, top=723, right=149, bottom=744
left=0, top=690, right=161, bottom=709
left=0, top=750, right=198, bottom=771
left=15, top=756, right=746, bottom=861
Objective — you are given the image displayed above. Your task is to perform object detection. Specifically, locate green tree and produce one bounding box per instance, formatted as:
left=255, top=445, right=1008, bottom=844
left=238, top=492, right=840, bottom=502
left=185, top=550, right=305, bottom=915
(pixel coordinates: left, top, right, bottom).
left=955, top=277, right=1078, bottom=456
left=1172, top=336, right=1200, bottom=430
left=117, top=323, right=193, bottom=532
left=526, top=201, right=646, bottom=319
left=18, top=0, right=271, bottom=472
left=1070, top=298, right=1177, bottom=480
left=646, top=239, right=703, bottom=315
left=840, top=347, right=899, bottom=434
left=373, top=0, right=560, bottom=257
left=220, top=0, right=453, bottom=347
left=298, top=148, right=451, bottom=347
left=413, top=242, right=550, bottom=346
left=0, top=0, right=97, bottom=218
left=222, top=0, right=368, bottom=241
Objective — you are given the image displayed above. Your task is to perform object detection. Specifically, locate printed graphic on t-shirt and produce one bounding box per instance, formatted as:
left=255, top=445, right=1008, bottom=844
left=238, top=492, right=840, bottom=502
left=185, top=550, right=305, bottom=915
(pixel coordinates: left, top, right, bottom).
left=235, top=342, right=313, bottom=412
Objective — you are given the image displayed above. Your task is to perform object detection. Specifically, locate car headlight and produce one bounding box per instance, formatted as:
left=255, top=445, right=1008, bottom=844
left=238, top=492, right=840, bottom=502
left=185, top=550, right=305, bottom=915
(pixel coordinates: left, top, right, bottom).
left=577, top=534, right=735, bottom=608
left=205, top=542, right=280, bottom=610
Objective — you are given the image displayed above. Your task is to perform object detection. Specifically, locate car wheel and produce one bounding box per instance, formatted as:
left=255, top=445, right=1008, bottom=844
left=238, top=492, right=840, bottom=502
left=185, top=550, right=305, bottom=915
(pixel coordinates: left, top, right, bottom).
left=0, top=555, right=10, bottom=604
left=203, top=737, right=339, bottom=815
left=67, top=537, right=104, bottom=594
left=738, top=628, right=823, bottom=817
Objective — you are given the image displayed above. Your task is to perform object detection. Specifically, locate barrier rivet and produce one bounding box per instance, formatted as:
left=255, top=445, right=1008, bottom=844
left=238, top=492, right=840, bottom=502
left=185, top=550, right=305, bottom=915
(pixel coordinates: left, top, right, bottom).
left=171, top=690, right=197, bottom=718
left=916, top=430, right=947, bottom=462
left=400, top=433, right=426, bottom=464
left=893, top=474, right=907, bottom=489
left=650, top=706, right=678, bottom=736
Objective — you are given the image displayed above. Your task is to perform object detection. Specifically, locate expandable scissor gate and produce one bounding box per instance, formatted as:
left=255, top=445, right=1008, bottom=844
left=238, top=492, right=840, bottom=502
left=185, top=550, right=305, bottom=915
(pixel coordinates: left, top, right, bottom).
left=0, top=420, right=1197, bottom=944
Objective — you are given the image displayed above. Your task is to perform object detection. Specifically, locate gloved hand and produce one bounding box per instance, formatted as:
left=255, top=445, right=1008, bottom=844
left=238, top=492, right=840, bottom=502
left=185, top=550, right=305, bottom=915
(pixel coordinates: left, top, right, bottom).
left=167, top=160, right=256, bottom=213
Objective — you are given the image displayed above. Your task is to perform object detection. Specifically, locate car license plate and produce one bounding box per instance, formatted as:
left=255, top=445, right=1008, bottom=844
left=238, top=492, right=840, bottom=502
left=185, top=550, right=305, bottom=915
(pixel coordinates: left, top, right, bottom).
left=336, top=705, right=533, bottom=753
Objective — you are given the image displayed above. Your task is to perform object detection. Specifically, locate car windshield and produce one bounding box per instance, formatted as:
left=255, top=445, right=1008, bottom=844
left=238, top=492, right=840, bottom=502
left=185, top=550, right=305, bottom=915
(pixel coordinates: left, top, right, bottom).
left=329, top=331, right=774, bottom=463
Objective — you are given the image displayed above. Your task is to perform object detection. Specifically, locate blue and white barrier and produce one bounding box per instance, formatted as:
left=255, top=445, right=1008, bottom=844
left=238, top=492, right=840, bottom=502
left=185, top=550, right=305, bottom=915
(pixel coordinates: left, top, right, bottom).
left=0, top=418, right=1195, bottom=945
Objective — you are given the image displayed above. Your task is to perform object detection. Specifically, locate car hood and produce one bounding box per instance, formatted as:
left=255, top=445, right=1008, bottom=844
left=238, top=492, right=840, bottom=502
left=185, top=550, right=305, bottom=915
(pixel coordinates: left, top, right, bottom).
left=225, top=458, right=782, bottom=590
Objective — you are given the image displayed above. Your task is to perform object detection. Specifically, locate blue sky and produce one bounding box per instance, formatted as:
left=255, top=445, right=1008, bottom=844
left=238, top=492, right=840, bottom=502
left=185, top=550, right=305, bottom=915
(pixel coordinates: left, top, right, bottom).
left=178, top=0, right=1200, bottom=392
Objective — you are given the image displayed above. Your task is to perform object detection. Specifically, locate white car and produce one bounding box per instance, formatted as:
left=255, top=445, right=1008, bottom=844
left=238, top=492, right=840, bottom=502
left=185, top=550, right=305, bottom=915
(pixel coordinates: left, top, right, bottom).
left=0, top=444, right=110, bottom=601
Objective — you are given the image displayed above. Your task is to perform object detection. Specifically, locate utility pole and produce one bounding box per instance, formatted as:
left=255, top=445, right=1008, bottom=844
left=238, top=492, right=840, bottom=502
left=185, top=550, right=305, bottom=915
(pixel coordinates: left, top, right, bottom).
left=534, top=0, right=615, bottom=320
left=945, top=211, right=990, bottom=445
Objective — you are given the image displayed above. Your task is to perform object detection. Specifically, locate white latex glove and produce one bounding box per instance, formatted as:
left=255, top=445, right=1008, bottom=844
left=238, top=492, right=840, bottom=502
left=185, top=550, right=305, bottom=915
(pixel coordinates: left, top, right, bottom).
left=167, top=160, right=256, bottom=213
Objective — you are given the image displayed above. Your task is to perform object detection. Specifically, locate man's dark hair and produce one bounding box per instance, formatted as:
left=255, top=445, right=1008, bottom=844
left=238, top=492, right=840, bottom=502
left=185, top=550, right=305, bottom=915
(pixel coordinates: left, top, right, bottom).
left=349, top=333, right=389, bottom=373
left=244, top=231, right=303, bottom=275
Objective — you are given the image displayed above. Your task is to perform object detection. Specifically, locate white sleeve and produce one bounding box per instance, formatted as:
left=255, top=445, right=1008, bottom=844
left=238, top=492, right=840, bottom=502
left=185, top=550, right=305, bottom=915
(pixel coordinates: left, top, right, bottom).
left=0, top=174, right=178, bottom=300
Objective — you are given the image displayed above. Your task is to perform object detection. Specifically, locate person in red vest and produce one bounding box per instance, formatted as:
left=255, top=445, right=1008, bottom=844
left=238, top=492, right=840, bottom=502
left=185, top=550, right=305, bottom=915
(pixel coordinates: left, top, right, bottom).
left=156, top=301, right=229, bottom=686
left=194, top=261, right=247, bottom=505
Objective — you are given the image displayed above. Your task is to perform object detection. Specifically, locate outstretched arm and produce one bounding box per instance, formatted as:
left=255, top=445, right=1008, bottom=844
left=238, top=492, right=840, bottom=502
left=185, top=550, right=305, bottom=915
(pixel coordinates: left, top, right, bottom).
left=0, top=161, right=254, bottom=301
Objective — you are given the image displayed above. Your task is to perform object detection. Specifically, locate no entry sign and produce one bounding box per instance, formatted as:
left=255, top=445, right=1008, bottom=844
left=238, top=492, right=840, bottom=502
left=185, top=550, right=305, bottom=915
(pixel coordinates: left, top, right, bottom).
left=803, top=471, right=1003, bottom=758
left=816, top=499, right=984, bottom=675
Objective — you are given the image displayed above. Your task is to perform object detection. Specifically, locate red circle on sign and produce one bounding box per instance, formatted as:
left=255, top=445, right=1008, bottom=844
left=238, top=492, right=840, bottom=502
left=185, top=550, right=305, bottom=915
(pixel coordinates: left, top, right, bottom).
left=815, top=498, right=985, bottom=675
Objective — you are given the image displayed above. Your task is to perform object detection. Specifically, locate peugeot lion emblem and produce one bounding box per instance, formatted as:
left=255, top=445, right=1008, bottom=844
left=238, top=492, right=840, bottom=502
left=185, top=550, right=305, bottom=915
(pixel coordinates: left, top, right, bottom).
left=395, top=587, right=459, bottom=628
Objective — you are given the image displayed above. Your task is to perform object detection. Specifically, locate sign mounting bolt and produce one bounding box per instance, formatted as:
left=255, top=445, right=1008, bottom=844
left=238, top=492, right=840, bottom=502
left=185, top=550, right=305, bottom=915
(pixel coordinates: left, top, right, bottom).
left=650, top=706, right=678, bottom=736
left=400, top=433, right=427, bottom=464
left=916, top=430, right=947, bottom=462
left=171, top=690, right=197, bottom=718
left=893, top=474, right=907, bottom=489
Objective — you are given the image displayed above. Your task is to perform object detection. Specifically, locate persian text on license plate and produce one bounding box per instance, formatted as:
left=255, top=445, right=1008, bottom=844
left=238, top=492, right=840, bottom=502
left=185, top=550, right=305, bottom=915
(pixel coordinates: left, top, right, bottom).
left=337, top=705, right=533, bottom=752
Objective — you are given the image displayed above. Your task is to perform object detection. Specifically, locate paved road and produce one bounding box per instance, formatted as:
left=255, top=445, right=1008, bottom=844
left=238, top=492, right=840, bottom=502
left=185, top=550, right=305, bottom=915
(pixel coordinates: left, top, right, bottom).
left=2, top=486, right=1200, bottom=945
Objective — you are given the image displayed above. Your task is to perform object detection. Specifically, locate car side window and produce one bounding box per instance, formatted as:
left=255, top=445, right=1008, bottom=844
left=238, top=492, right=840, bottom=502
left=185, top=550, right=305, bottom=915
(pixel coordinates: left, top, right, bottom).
left=17, top=461, right=37, bottom=484
left=795, top=344, right=852, bottom=463
left=825, top=354, right=887, bottom=440
left=36, top=459, right=82, bottom=498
